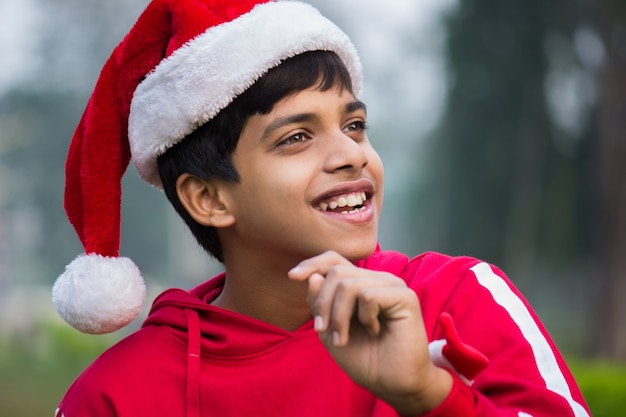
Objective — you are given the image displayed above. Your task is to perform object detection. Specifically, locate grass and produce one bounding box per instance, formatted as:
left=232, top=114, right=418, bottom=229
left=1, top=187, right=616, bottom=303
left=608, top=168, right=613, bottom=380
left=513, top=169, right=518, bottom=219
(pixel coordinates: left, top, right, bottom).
left=0, top=353, right=86, bottom=416
left=0, top=323, right=116, bottom=417
left=568, top=358, right=626, bottom=417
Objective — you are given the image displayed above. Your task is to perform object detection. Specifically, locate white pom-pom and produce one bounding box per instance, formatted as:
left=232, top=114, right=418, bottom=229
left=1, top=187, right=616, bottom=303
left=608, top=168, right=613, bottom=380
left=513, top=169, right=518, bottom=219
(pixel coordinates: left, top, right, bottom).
left=52, top=254, right=146, bottom=334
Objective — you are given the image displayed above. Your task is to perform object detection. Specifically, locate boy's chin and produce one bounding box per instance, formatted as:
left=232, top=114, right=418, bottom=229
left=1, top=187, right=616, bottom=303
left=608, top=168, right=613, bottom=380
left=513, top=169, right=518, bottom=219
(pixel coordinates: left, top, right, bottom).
left=333, top=240, right=379, bottom=263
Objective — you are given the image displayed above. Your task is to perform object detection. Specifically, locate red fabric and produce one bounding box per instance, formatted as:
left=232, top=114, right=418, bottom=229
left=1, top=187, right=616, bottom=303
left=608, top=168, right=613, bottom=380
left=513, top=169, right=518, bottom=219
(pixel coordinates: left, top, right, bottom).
left=418, top=373, right=475, bottom=417
left=185, top=308, right=201, bottom=417
left=64, top=57, right=127, bottom=256
left=439, top=312, right=489, bottom=381
left=56, top=250, right=590, bottom=417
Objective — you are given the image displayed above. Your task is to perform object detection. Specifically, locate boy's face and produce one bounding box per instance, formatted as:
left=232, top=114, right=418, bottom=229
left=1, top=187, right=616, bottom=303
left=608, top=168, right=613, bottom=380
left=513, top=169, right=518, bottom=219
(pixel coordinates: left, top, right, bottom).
left=221, top=85, right=384, bottom=263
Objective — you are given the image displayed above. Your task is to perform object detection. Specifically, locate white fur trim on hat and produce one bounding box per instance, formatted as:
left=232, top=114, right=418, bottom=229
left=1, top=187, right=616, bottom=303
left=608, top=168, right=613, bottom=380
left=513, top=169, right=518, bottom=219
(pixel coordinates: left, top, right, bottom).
left=128, top=1, right=363, bottom=189
left=52, top=254, right=146, bottom=334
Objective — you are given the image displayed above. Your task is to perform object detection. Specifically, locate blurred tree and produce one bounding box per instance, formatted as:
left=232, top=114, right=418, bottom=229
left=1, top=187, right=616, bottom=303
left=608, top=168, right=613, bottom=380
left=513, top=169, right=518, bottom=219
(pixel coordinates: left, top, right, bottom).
left=0, top=91, right=84, bottom=285
left=591, top=0, right=626, bottom=360
left=417, top=0, right=592, bottom=273
left=0, top=0, right=176, bottom=292
left=409, top=0, right=625, bottom=358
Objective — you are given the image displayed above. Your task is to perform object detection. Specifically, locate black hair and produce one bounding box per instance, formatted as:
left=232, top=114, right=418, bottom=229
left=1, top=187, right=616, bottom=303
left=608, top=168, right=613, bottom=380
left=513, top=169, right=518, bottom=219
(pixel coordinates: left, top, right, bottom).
left=157, top=50, right=354, bottom=262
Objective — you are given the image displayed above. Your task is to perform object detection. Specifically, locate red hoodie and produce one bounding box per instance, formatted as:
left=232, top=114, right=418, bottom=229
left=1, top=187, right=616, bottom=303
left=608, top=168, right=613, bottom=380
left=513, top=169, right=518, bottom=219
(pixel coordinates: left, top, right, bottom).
left=55, top=250, right=590, bottom=417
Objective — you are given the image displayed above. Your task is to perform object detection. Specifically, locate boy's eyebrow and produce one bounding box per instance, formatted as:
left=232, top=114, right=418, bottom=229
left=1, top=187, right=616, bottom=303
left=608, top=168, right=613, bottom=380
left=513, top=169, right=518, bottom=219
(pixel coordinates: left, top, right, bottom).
left=261, top=113, right=316, bottom=140
left=260, top=100, right=367, bottom=140
left=346, top=100, right=367, bottom=114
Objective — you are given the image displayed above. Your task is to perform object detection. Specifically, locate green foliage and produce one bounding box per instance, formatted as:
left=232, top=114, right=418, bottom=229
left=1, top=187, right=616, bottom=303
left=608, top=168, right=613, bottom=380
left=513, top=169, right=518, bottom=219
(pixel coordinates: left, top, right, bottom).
left=569, top=359, right=626, bottom=417
left=0, top=323, right=116, bottom=417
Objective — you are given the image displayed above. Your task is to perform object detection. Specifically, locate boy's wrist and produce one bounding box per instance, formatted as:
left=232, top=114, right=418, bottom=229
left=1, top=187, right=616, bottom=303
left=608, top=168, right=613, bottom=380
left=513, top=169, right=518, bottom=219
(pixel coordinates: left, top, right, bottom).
left=383, top=366, right=454, bottom=417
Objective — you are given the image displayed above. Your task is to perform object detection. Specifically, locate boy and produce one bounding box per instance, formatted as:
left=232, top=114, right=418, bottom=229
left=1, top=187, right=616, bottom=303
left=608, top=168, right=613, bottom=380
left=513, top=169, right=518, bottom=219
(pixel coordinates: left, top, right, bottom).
left=52, top=0, right=590, bottom=416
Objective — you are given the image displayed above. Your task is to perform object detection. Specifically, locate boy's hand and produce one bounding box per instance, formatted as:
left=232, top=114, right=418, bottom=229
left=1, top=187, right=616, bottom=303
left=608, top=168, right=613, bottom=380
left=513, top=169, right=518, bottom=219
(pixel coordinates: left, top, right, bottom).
left=288, top=251, right=452, bottom=416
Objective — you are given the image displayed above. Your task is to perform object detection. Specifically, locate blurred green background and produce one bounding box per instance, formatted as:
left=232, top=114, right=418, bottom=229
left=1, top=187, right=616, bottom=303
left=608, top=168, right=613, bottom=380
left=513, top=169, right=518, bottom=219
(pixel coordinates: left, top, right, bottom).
left=1, top=0, right=625, bottom=415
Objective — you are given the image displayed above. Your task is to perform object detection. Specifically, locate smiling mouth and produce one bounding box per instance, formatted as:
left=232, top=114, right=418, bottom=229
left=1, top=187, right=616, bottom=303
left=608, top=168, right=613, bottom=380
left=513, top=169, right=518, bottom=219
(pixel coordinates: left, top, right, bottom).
left=316, top=191, right=368, bottom=214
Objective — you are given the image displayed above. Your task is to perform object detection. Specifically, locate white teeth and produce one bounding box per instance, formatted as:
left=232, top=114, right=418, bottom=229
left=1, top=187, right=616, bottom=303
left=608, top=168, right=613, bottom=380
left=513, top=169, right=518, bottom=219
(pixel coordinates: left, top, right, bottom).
left=318, top=192, right=368, bottom=212
left=346, top=194, right=359, bottom=206
left=340, top=206, right=367, bottom=215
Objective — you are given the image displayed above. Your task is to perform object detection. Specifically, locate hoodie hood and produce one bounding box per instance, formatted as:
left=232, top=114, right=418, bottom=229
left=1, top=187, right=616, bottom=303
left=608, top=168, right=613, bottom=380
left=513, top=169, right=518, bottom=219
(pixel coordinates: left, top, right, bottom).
left=142, top=273, right=316, bottom=417
left=142, top=246, right=404, bottom=359
left=143, top=273, right=311, bottom=358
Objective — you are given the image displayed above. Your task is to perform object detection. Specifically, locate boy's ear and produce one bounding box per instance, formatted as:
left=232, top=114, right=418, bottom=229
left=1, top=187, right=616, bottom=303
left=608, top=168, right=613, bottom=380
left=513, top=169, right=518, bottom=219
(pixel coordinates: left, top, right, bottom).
left=176, top=173, right=235, bottom=228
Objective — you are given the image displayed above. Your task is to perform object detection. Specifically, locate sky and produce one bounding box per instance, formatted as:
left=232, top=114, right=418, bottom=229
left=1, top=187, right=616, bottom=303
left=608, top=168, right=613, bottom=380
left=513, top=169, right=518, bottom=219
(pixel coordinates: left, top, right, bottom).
left=0, top=0, right=456, bottom=115
left=0, top=0, right=41, bottom=94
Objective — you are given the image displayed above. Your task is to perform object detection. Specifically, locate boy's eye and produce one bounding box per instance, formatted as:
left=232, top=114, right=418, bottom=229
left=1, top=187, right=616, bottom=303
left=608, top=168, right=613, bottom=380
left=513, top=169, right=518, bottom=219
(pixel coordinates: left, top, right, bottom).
left=343, top=120, right=367, bottom=133
left=279, top=132, right=310, bottom=146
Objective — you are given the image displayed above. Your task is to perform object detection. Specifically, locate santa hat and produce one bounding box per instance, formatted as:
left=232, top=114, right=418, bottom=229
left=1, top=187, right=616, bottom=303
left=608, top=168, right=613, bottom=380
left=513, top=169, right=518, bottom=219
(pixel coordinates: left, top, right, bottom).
left=52, top=0, right=363, bottom=334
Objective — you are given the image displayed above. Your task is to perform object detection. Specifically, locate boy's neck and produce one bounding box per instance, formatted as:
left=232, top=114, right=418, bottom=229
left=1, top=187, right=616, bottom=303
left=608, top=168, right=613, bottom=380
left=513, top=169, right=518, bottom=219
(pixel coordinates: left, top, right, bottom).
left=213, top=252, right=313, bottom=332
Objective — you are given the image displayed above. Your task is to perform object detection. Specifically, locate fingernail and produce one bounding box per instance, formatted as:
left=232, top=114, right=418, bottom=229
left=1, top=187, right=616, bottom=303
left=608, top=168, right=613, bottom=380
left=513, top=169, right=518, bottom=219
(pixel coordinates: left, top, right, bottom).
left=314, top=315, right=325, bottom=332
left=332, top=331, right=341, bottom=346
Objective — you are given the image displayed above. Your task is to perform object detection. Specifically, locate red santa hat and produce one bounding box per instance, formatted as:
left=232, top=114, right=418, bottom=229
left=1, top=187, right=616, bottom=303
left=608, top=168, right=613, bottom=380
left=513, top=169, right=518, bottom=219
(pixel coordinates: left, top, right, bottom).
left=52, top=0, right=363, bottom=334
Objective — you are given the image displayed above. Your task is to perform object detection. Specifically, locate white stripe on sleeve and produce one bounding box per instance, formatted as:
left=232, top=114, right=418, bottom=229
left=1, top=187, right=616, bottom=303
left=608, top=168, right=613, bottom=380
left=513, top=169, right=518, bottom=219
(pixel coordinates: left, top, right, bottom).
left=470, top=262, right=589, bottom=417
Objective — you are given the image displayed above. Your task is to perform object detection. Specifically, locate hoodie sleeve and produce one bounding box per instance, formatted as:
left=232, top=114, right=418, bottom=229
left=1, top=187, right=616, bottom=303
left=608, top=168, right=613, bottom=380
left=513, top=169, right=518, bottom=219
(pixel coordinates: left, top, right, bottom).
left=415, top=259, right=590, bottom=417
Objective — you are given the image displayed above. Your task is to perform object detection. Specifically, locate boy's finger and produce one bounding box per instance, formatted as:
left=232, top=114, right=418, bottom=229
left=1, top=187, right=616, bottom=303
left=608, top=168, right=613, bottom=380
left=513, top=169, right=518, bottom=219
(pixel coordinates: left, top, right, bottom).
left=306, top=273, right=327, bottom=331
left=287, top=250, right=351, bottom=281
left=366, top=286, right=421, bottom=324
left=324, top=277, right=360, bottom=346
left=307, top=266, right=346, bottom=333
left=323, top=273, right=401, bottom=346
left=329, top=280, right=402, bottom=345
left=356, top=288, right=382, bottom=337
left=309, top=265, right=367, bottom=340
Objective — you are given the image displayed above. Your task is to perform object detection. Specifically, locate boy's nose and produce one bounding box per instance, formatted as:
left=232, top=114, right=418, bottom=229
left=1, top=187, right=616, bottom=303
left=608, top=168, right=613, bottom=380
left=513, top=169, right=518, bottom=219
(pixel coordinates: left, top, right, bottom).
left=323, top=131, right=369, bottom=173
